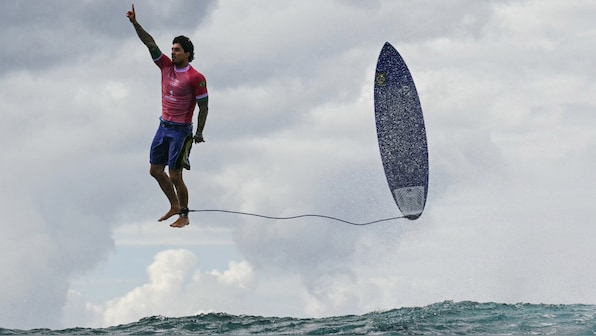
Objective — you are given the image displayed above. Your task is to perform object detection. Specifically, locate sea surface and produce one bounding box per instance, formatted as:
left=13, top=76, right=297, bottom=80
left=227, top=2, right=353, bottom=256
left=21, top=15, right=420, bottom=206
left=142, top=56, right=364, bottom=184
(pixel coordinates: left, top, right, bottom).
left=1, top=301, right=594, bottom=335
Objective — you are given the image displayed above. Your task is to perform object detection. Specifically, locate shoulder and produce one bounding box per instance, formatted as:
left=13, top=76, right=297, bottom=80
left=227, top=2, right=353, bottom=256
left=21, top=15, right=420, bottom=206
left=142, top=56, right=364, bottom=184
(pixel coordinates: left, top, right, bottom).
left=154, top=54, right=172, bottom=68
left=188, top=66, right=207, bottom=86
left=188, top=66, right=206, bottom=80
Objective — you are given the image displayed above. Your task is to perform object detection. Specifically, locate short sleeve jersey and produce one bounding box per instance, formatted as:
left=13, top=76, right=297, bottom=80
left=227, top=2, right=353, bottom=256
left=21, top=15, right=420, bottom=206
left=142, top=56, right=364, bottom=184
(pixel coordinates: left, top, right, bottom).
left=154, top=54, right=208, bottom=124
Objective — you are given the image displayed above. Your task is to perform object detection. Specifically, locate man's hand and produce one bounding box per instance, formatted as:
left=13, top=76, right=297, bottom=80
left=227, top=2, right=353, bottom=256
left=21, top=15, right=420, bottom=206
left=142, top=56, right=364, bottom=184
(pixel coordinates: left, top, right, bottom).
left=126, top=3, right=159, bottom=53
left=194, top=133, right=205, bottom=144
left=126, top=4, right=136, bottom=23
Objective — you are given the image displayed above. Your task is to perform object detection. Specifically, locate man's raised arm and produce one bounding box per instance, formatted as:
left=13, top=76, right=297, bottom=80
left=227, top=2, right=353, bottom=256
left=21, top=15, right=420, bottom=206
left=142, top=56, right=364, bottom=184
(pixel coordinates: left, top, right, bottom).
left=126, top=4, right=161, bottom=58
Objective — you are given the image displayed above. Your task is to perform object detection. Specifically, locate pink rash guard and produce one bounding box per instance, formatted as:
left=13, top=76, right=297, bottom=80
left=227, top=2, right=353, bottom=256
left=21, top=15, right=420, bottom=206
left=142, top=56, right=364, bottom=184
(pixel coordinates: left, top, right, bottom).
left=154, top=53, right=208, bottom=124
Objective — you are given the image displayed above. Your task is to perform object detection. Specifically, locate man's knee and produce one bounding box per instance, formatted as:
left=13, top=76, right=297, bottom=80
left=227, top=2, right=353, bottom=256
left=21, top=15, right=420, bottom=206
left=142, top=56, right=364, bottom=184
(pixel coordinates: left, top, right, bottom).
left=150, top=164, right=166, bottom=179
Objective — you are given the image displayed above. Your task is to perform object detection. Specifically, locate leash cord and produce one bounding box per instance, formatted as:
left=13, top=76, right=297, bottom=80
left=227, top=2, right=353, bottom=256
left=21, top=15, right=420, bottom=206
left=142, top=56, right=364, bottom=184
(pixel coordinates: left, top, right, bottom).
left=187, top=209, right=404, bottom=226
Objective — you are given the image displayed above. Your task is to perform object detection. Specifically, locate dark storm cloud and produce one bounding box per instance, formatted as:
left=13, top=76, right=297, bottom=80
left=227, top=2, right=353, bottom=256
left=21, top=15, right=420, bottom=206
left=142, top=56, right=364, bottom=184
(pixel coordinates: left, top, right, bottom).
left=0, top=0, right=216, bottom=74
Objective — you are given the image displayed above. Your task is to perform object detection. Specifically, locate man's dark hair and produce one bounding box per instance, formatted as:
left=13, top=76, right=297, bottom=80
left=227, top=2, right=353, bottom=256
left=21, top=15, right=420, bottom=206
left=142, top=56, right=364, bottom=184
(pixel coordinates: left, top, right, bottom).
left=173, top=35, right=195, bottom=62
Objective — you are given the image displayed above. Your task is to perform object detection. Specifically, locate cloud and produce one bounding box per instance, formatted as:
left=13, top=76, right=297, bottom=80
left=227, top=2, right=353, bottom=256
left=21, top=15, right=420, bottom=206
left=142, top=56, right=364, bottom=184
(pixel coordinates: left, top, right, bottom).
left=0, top=0, right=216, bottom=74
left=97, top=249, right=256, bottom=327
left=0, top=2, right=168, bottom=328
left=204, top=0, right=596, bottom=316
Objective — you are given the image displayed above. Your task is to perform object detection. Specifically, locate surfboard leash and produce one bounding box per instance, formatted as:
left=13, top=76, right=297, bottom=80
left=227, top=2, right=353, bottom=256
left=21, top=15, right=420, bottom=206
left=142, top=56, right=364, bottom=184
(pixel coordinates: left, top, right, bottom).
left=186, top=209, right=404, bottom=226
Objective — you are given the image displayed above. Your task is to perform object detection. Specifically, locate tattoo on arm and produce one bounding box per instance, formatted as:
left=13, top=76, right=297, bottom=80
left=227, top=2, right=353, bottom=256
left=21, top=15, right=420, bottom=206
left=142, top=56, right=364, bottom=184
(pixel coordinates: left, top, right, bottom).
left=132, top=22, right=160, bottom=55
left=196, top=100, right=209, bottom=134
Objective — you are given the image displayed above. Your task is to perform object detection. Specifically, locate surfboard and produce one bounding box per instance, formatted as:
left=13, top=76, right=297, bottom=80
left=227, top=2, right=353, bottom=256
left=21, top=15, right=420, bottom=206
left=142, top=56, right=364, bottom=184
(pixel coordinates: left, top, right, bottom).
left=374, top=42, right=429, bottom=220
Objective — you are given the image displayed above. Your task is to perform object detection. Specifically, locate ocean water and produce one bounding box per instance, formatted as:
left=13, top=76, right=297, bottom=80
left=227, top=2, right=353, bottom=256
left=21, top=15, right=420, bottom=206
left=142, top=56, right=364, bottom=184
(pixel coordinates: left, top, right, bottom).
left=2, top=301, right=594, bottom=335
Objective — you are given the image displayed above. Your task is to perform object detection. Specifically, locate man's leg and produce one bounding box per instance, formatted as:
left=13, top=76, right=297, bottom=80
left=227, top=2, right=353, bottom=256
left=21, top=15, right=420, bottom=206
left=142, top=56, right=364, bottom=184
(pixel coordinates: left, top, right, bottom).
left=150, top=164, right=181, bottom=221
left=168, top=168, right=190, bottom=228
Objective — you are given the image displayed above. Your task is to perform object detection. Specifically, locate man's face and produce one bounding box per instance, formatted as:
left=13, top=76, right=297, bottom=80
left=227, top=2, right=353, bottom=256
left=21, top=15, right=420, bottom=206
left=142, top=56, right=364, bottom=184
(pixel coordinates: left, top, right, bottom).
left=171, top=43, right=189, bottom=66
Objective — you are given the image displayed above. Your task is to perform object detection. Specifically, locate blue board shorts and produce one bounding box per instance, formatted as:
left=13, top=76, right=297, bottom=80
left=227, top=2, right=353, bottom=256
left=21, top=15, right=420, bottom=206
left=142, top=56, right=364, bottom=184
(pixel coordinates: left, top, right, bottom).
left=150, top=118, right=193, bottom=170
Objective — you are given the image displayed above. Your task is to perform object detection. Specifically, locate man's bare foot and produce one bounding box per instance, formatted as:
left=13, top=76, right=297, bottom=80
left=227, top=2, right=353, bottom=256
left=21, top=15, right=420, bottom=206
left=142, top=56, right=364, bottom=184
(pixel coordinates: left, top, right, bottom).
left=158, top=207, right=180, bottom=222
left=170, top=215, right=189, bottom=228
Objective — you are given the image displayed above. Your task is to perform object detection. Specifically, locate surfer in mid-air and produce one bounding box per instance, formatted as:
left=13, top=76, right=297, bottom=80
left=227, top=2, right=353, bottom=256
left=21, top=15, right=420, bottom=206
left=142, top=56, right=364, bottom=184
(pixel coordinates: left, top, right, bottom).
left=126, top=4, right=209, bottom=228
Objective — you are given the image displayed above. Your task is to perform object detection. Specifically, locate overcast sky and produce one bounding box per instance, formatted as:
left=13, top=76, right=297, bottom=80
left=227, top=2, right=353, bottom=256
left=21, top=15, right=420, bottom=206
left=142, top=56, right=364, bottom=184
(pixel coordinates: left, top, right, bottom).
left=1, top=0, right=595, bottom=330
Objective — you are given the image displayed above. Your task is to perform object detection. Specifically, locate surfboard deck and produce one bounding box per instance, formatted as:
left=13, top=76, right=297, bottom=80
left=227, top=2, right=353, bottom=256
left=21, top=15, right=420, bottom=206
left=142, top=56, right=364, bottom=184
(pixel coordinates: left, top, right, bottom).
left=374, top=42, right=429, bottom=220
